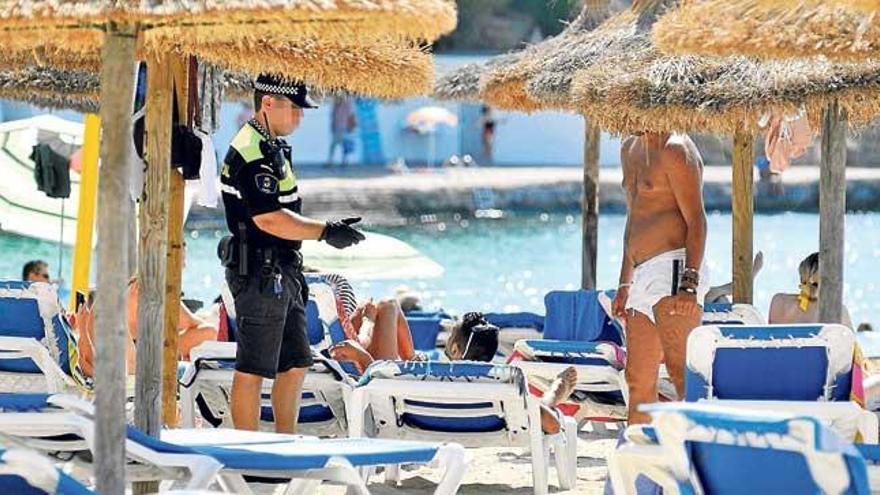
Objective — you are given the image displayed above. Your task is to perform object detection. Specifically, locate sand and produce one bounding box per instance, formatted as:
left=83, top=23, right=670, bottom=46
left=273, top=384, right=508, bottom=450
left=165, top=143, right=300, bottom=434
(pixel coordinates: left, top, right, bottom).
left=247, top=425, right=619, bottom=495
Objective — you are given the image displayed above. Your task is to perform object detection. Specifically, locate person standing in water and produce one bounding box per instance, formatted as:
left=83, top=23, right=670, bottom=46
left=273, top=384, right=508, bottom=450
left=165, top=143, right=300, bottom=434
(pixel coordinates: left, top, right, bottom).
left=611, top=132, right=710, bottom=424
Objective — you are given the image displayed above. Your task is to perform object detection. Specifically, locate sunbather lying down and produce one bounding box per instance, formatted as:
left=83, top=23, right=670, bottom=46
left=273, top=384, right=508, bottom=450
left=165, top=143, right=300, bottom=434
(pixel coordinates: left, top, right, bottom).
left=331, top=311, right=577, bottom=435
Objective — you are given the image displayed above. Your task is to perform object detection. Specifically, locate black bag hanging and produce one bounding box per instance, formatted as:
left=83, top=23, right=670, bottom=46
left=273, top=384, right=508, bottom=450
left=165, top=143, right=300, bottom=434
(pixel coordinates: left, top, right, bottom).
left=31, top=144, right=71, bottom=199
left=132, top=58, right=203, bottom=180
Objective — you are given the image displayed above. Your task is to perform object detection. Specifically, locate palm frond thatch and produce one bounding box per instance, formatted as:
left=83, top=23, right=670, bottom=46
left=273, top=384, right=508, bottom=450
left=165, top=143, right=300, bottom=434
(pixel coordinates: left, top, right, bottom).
left=198, top=38, right=434, bottom=100
left=653, top=0, right=880, bottom=60
left=478, top=2, right=615, bottom=112
left=0, top=66, right=99, bottom=112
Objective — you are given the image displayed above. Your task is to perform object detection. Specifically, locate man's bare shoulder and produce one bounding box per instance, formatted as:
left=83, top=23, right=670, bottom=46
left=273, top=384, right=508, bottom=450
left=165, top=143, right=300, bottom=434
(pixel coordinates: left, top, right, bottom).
left=662, top=133, right=703, bottom=168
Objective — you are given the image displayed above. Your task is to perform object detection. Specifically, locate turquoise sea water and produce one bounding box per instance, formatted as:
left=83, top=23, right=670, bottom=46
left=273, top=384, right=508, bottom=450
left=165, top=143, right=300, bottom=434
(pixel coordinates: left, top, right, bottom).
left=2, top=211, right=879, bottom=326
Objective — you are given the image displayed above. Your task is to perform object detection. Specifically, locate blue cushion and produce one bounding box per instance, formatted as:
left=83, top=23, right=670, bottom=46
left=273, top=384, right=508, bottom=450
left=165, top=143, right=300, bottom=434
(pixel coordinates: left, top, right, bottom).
left=484, top=312, right=545, bottom=331
left=406, top=316, right=443, bottom=351
left=401, top=412, right=506, bottom=433
left=0, top=393, right=51, bottom=411
left=543, top=290, right=622, bottom=344
left=708, top=347, right=828, bottom=401
left=0, top=298, right=45, bottom=373
left=0, top=474, right=51, bottom=495
left=306, top=300, right=324, bottom=346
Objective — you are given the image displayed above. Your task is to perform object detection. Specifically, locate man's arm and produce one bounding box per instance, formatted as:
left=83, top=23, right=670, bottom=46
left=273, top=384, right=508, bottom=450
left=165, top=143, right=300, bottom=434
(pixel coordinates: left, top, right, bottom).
left=665, top=142, right=707, bottom=271
left=618, top=139, right=636, bottom=286
left=252, top=210, right=325, bottom=241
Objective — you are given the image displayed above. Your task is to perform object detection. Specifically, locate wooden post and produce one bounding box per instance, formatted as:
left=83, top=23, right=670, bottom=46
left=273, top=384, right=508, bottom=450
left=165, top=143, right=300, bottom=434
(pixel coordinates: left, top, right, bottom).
left=732, top=129, right=754, bottom=304
left=162, top=56, right=190, bottom=427
left=135, top=52, right=173, bottom=443
left=819, top=99, right=847, bottom=324
left=582, top=118, right=600, bottom=290
left=94, top=23, right=137, bottom=495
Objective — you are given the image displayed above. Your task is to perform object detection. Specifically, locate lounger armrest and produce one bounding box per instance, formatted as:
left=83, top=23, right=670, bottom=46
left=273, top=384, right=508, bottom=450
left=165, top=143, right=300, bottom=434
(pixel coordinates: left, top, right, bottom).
left=0, top=336, right=78, bottom=393
left=857, top=444, right=880, bottom=463
left=610, top=443, right=689, bottom=494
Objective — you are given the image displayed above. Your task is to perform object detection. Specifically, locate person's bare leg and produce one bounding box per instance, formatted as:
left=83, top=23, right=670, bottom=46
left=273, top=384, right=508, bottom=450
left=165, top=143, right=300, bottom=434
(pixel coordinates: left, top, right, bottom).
left=653, top=297, right=702, bottom=400
left=539, top=366, right=578, bottom=434
left=329, top=340, right=374, bottom=374
left=272, top=366, right=308, bottom=434
left=393, top=303, right=417, bottom=360
left=231, top=371, right=263, bottom=431
left=363, top=300, right=401, bottom=360
left=624, top=311, right=664, bottom=424
left=179, top=326, right=218, bottom=360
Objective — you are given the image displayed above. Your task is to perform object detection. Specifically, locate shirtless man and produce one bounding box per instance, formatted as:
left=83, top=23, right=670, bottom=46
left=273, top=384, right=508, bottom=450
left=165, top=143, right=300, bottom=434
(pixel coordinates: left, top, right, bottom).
left=612, top=133, right=709, bottom=424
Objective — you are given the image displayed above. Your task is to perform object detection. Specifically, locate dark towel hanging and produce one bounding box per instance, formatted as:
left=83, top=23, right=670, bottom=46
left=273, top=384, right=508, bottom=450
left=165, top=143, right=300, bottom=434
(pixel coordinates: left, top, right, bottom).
left=30, top=143, right=71, bottom=199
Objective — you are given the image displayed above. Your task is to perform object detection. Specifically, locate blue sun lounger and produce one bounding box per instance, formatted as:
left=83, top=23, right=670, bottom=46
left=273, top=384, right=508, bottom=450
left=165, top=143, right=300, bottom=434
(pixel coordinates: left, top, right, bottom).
left=685, top=324, right=857, bottom=402
left=0, top=281, right=85, bottom=394
left=0, top=448, right=94, bottom=495
left=348, top=360, right=577, bottom=495
left=0, top=393, right=467, bottom=494
left=610, top=402, right=880, bottom=494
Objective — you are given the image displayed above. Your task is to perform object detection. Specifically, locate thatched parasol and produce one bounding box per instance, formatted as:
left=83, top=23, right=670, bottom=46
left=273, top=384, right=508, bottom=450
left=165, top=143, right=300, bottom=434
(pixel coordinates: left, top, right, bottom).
left=0, top=66, right=99, bottom=113
left=433, top=55, right=517, bottom=103
left=0, top=0, right=457, bottom=54
left=477, top=2, right=614, bottom=112
left=198, top=38, right=434, bottom=100
left=652, top=0, right=880, bottom=60
left=560, top=0, right=880, bottom=135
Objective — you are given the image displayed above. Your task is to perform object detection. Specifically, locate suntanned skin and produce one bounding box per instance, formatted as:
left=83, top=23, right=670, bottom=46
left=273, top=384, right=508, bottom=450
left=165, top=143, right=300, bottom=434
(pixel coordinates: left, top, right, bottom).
left=769, top=293, right=853, bottom=328
left=611, top=132, right=708, bottom=424
left=232, top=94, right=318, bottom=433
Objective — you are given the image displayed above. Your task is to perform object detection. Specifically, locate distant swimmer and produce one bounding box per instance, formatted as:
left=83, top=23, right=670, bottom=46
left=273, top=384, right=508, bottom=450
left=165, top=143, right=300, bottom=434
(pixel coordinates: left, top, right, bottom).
left=611, top=132, right=709, bottom=424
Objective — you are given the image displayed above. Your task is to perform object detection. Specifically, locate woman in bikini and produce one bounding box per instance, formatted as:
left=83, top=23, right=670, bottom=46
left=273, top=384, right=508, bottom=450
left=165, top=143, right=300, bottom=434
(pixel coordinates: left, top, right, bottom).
left=768, top=252, right=854, bottom=328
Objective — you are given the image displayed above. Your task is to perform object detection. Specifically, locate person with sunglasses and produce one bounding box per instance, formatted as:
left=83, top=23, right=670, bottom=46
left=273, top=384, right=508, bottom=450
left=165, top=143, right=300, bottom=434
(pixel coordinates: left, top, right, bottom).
left=769, top=252, right=853, bottom=328
left=22, top=260, right=50, bottom=283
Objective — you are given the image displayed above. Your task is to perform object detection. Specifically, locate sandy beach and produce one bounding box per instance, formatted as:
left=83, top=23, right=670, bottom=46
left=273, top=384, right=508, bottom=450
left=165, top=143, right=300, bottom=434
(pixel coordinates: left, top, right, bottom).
left=250, top=427, right=618, bottom=494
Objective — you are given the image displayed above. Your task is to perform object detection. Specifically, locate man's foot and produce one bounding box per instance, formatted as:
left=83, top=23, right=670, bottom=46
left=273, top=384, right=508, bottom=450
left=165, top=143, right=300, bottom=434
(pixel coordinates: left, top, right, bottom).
left=329, top=339, right=373, bottom=374
left=542, top=366, right=578, bottom=407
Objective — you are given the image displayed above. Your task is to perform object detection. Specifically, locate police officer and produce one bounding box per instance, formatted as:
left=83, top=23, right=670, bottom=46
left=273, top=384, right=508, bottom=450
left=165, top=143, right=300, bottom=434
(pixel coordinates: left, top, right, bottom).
left=220, top=74, right=364, bottom=433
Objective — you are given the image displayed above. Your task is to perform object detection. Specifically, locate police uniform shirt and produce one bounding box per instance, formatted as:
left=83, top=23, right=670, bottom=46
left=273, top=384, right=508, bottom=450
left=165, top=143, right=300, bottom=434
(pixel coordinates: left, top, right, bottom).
left=221, top=119, right=302, bottom=251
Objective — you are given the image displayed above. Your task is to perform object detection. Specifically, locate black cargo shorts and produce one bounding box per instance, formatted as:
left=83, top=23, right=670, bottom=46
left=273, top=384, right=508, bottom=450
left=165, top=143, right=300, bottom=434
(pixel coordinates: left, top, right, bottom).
left=225, top=262, right=312, bottom=378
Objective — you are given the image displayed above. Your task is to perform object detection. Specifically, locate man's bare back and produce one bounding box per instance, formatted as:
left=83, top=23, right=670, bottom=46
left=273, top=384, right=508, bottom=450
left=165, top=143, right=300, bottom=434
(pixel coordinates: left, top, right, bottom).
left=621, top=133, right=704, bottom=265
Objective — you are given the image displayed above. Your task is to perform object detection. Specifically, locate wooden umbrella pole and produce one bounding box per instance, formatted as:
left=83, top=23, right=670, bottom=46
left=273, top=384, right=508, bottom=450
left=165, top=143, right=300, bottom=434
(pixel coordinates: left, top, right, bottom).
left=135, top=51, right=174, bottom=441
left=163, top=55, right=191, bottom=427
left=94, top=22, right=138, bottom=495
left=732, top=128, right=754, bottom=304
left=582, top=118, right=600, bottom=290
left=819, top=99, right=847, bottom=324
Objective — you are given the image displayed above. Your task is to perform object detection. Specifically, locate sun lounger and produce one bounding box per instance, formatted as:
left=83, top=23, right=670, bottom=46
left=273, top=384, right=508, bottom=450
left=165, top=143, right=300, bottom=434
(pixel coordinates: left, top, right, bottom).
left=610, top=402, right=880, bottom=494
left=348, top=360, right=577, bottom=495
left=0, top=392, right=467, bottom=494
left=179, top=341, right=352, bottom=437
left=701, top=302, right=766, bottom=325
left=685, top=324, right=857, bottom=402
left=0, top=281, right=85, bottom=394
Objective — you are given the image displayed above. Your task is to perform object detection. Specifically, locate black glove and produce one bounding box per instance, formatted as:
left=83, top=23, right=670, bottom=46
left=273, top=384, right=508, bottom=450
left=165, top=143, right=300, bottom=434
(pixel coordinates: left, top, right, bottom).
left=319, top=217, right=366, bottom=249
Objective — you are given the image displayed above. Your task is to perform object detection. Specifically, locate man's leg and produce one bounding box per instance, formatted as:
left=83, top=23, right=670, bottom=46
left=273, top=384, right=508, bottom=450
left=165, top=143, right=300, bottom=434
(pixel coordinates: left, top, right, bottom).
left=624, top=311, right=663, bottom=424
left=272, top=366, right=308, bottom=433
left=653, top=297, right=703, bottom=400
left=231, top=371, right=264, bottom=431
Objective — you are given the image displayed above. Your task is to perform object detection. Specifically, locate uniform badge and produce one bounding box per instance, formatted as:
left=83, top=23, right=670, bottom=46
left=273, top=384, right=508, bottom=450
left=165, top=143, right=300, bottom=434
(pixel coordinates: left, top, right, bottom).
left=255, top=173, right=278, bottom=194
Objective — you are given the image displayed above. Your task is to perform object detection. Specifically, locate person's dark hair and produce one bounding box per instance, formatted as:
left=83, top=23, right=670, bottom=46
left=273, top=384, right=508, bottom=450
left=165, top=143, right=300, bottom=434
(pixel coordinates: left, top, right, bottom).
left=254, top=90, right=269, bottom=112
left=22, top=260, right=47, bottom=281
left=447, top=312, right=499, bottom=362
left=481, top=105, right=490, bottom=115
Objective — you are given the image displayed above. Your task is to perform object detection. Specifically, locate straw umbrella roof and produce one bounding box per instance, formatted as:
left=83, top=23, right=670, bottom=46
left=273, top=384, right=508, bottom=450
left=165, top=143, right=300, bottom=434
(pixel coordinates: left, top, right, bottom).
left=566, top=2, right=880, bottom=134
left=199, top=38, right=434, bottom=100
left=0, top=1, right=457, bottom=73
left=652, top=0, right=880, bottom=60
left=0, top=66, right=99, bottom=113
left=433, top=54, right=519, bottom=103
left=476, top=2, right=614, bottom=112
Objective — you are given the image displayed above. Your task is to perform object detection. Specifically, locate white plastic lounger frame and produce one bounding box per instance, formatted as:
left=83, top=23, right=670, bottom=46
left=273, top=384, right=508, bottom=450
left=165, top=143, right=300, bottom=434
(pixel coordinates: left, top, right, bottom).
left=701, top=304, right=766, bottom=325
left=349, top=361, right=577, bottom=495
left=0, top=394, right=467, bottom=495
left=180, top=341, right=351, bottom=437
left=610, top=403, right=878, bottom=495
left=687, top=324, right=855, bottom=401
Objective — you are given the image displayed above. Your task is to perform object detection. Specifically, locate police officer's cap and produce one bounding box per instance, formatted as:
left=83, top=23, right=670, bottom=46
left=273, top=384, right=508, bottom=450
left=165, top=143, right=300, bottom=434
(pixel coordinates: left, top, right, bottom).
left=254, top=74, right=318, bottom=109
